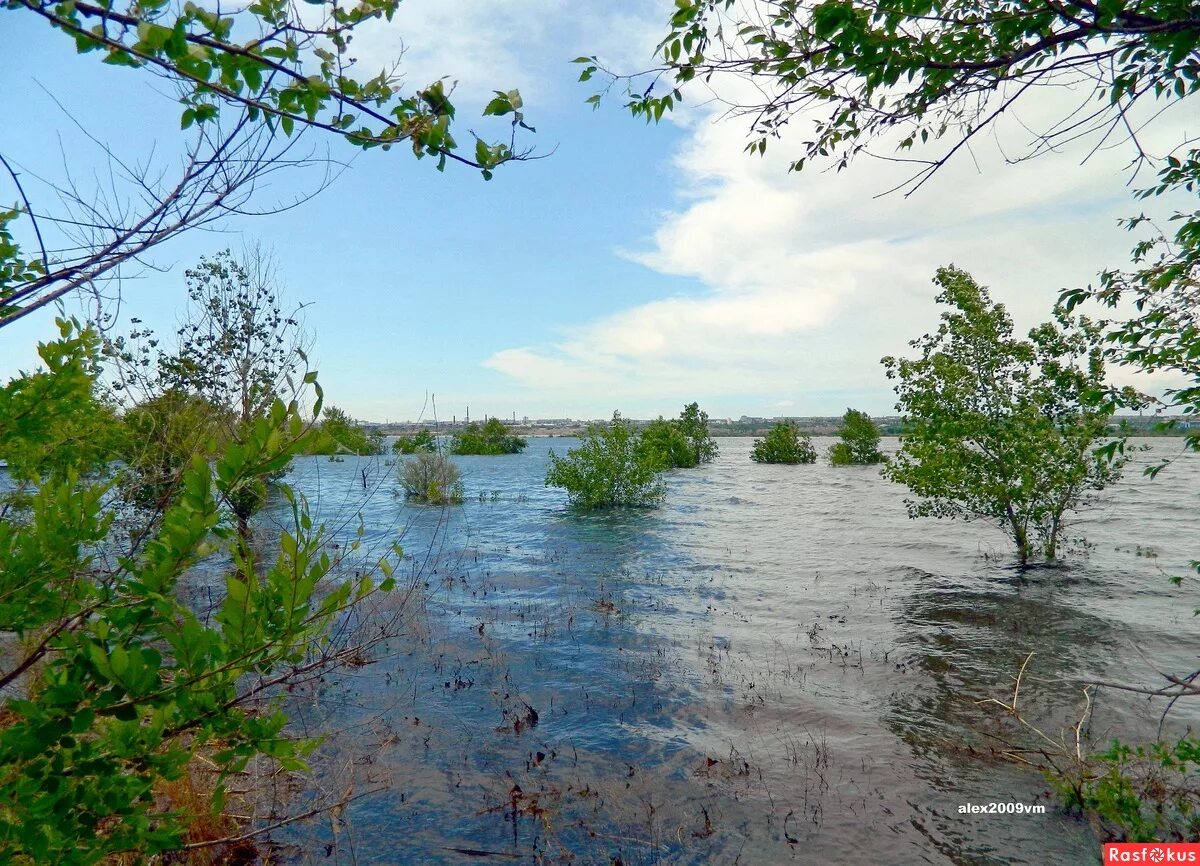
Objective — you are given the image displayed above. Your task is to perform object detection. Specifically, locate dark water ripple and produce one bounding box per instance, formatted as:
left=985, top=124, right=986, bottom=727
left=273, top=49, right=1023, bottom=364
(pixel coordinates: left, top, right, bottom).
left=267, top=437, right=1199, bottom=865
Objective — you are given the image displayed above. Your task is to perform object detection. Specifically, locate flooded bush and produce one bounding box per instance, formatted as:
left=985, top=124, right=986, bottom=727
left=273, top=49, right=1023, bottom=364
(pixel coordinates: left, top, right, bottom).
left=451, top=418, right=526, bottom=455
left=828, top=408, right=884, bottom=465
left=545, top=411, right=665, bottom=508
left=1050, top=736, right=1200, bottom=841
left=751, top=422, right=816, bottom=464
left=392, top=428, right=436, bottom=454
left=401, top=452, right=464, bottom=504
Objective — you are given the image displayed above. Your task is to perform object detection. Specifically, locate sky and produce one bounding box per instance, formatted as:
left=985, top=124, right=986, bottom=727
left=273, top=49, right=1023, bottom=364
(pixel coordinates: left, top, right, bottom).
left=1, top=1, right=1193, bottom=422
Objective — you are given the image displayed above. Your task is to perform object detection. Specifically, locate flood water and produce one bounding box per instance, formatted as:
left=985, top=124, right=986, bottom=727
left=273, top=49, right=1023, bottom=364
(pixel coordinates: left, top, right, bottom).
left=267, top=437, right=1199, bottom=865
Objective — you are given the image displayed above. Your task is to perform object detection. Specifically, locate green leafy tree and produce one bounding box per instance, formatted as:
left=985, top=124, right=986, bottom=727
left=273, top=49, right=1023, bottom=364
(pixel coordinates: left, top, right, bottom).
left=829, top=408, right=884, bottom=465
left=637, top=402, right=719, bottom=470
left=638, top=417, right=697, bottom=470
left=450, top=417, right=527, bottom=455
left=882, top=267, right=1130, bottom=562
left=392, top=428, right=437, bottom=454
left=105, top=248, right=310, bottom=537
left=301, top=405, right=385, bottom=456
left=750, top=422, right=817, bottom=464
left=1, top=1, right=533, bottom=326
left=677, top=402, right=719, bottom=465
left=545, top=412, right=666, bottom=508
left=0, top=322, right=402, bottom=864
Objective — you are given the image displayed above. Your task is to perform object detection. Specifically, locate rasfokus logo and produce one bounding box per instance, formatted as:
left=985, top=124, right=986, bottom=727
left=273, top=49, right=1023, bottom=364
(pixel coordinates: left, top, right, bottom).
left=1104, top=844, right=1200, bottom=863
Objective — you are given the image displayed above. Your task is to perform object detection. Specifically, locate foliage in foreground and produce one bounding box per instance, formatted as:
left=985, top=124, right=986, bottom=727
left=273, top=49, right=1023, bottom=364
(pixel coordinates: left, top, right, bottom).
left=400, top=452, right=464, bottom=504
left=392, top=429, right=437, bottom=454
left=638, top=402, right=720, bottom=470
left=1050, top=737, right=1200, bottom=842
left=751, top=422, right=817, bottom=464
left=828, top=408, right=884, bottom=465
left=545, top=412, right=666, bottom=508
left=882, top=267, right=1131, bottom=562
left=0, top=321, right=400, bottom=865
left=450, top=418, right=527, bottom=455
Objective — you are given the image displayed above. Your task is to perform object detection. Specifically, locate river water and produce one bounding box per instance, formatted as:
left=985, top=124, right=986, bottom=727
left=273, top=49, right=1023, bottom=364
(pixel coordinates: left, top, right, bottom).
left=269, top=437, right=1199, bottom=865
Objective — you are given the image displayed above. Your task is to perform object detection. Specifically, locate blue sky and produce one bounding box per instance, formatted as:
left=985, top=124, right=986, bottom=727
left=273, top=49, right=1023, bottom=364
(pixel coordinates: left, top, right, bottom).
left=1, top=1, right=1190, bottom=421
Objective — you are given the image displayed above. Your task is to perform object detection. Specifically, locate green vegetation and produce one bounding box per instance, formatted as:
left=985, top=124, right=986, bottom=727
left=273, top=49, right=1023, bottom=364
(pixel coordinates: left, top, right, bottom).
left=882, top=267, right=1129, bottom=562
left=676, top=402, right=719, bottom=465
left=1051, top=737, right=1200, bottom=841
left=751, top=422, right=817, bottom=464
left=105, top=248, right=310, bottom=531
left=450, top=418, right=527, bottom=455
left=638, top=417, right=695, bottom=470
left=0, top=322, right=400, bottom=865
left=640, top=402, right=720, bottom=470
left=300, top=406, right=386, bottom=456
left=400, top=452, right=464, bottom=505
left=392, top=429, right=437, bottom=454
left=828, top=408, right=884, bottom=465
left=545, top=412, right=666, bottom=508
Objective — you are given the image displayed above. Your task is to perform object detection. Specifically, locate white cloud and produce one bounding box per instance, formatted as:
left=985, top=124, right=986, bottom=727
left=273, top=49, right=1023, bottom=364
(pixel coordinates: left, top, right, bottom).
left=484, top=76, right=1195, bottom=415
left=348, top=1, right=667, bottom=108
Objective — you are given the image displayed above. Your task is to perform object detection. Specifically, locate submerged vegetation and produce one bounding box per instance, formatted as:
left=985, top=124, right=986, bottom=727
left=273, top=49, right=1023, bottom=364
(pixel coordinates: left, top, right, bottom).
left=451, top=417, right=527, bottom=455
left=392, top=428, right=437, bottom=454
left=639, top=401, right=720, bottom=470
left=0, top=322, right=401, bottom=865
left=299, top=405, right=386, bottom=456
left=400, top=452, right=464, bottom=504
left=828, top=408, right=884, bottom=465
left=751, top=422, right=817, bottom=464
left=545, top=412, right=666, bottom=508
left=882, top=267, right=1130, bottom=562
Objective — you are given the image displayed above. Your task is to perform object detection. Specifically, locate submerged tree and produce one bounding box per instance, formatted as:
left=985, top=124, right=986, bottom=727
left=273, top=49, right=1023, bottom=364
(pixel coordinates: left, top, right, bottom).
left=829, top=408, right=884, bottom=465
left=451, top=417, right=527, bottom=455
left=545, top=412, right=666, bottom=508
left=638, top=417, right=696, bottom=470
left=638, top=402, right=720, bottom=470
left=882, top=267, right=1132, bottom=562
left=393, top=429, right=437, bottom=454
left=750, top=422, right=816, bottom=464
left=677, top=402, right=720, bottom=465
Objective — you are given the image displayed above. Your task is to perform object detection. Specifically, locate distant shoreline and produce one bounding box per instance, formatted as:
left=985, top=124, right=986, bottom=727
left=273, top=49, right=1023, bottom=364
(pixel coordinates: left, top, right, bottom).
left=373, top=416, right=1195, bottom=440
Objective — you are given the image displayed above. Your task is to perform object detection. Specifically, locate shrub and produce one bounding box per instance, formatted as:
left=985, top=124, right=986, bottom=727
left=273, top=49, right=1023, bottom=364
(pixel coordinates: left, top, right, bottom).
left=751, top=422, right=816, bottom=464
left=677, top=402, right=719, bottom=465
left=451, top=417, right=527, bottom=455
left=638, top=417, right=696, bottom=470
left=638, top=402, right=719, bottom=470
left=828, top=408, right=884, bottom=465
left=299, top=406, right=385, bottom=456
left=392, top=429, right=436, bottom=454
left=545, top=412, right=666, bottom=508
left=400, top=452, right=464, bottom=504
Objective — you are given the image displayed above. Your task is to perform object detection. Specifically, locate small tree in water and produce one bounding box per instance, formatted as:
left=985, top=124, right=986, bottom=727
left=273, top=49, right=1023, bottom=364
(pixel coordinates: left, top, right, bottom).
left=750, top=422, right=817, bottom=464
left=829, top=409, right=884, bottom=465
left=882, top=266, right=1132, bottom=563
left=545, top=412, right=666, bottom=508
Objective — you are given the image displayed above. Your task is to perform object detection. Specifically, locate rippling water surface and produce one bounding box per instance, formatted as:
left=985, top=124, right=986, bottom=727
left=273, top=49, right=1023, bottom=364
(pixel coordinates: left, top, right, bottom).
left=269, top=437, right=1199, bottom=864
